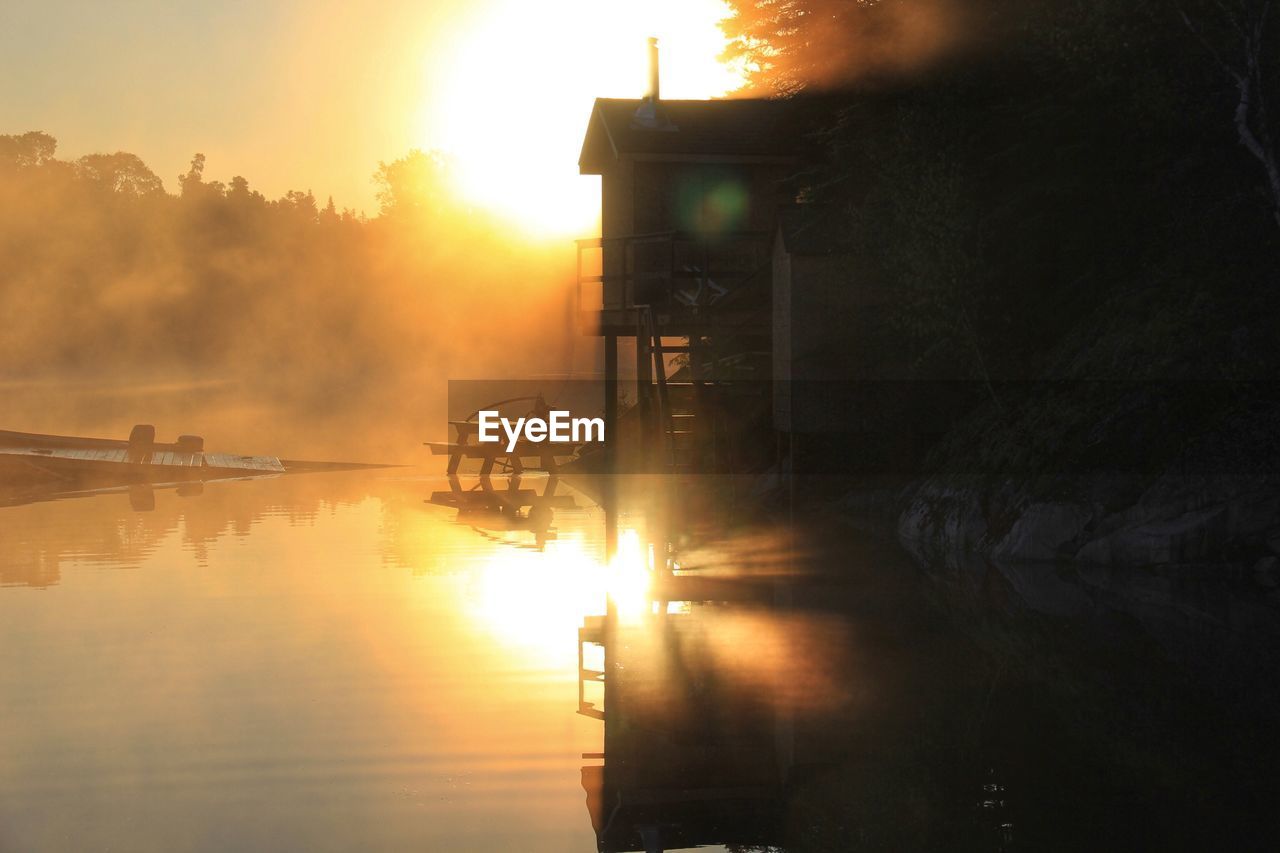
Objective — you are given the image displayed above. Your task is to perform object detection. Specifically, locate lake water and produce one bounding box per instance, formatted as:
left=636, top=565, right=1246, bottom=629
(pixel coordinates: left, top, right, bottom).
left=1, top=470, right=1277, bottom=851
left=0, top=473, right=617, bottom=851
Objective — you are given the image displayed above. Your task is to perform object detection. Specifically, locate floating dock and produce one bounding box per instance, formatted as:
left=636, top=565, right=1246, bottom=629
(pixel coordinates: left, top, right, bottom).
left=0, top=425, right=387, bottom=485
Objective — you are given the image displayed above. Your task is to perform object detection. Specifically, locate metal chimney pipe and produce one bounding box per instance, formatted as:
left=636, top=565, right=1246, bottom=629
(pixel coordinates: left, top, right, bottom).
left=648, top=37, right=660, bottom=102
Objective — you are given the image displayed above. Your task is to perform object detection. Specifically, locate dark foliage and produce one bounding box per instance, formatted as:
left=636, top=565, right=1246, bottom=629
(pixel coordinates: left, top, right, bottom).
left=726, top=0, right=1280, bottom=474
left=727, top=0, right=1280, bottom=381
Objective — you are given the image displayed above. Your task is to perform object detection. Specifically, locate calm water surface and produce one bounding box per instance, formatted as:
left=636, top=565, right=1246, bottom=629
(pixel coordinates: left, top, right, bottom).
left=0, top=473, right=630, bottom=851
left=2, top=471, right=1278, bottom=851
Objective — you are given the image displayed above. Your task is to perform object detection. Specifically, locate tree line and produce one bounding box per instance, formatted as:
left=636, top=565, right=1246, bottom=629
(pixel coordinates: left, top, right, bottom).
left=0, top=132, right=573, bottom=444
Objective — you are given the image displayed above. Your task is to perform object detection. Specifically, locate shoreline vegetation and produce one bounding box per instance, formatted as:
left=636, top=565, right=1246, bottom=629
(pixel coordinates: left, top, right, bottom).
left=715, top=0, right=1280, bottom=577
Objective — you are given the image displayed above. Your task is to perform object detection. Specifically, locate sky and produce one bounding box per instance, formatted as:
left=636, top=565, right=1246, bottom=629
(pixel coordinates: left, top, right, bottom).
left=0, top=0, right=744, bottom=235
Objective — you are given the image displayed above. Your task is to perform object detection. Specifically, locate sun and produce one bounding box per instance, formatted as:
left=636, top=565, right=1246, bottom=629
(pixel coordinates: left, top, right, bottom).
left=420, top=0, right=746, bottom=238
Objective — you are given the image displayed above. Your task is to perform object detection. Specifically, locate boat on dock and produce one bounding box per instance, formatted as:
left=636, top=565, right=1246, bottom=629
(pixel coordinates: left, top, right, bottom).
left=0, top=424, right=386, bottom=486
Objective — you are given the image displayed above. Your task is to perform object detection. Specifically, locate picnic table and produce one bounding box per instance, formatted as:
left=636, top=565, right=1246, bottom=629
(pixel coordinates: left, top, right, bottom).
left=426, top=420, right=581, bottom=475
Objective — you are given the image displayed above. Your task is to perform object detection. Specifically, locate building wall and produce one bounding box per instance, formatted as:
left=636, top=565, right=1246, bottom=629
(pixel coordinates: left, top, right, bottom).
left=774, top=247, right=906, bottom=434
left=771, top=236, right=793, bottom=431
left=773, top=247, right=862, bottom=433
left=600, top=157, right=635, bottom=310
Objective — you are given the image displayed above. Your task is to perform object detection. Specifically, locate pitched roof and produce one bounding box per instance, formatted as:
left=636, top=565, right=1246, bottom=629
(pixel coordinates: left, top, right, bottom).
left=579, top=97, right=803, bottom=175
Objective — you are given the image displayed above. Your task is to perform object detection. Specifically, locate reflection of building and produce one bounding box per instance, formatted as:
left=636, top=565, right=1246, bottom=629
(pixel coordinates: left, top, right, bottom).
left=579, top=580, right=797, bottom=853
left=428, top=474, right=576, bottom=551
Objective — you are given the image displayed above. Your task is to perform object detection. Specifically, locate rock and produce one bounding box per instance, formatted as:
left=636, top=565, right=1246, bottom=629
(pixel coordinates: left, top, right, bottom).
left=897, top=480, right=988, bottom=565
left=1265, top=528, right=1280, bottom=556
left=1224, top=493, right=1280, bottom=543
left=1075, top=504, right=1228, bottom=566
left=1255, top=556, right=1279, bottom=588
left=991, top=502, right=1093, bottom=561
left=891, top=470, right=1279, bottom=571
left=988, top=557, right=1095, bottom=618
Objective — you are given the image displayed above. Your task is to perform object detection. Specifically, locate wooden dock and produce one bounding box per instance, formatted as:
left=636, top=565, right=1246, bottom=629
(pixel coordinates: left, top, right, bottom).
left=1, top=425, right=284, bottom=484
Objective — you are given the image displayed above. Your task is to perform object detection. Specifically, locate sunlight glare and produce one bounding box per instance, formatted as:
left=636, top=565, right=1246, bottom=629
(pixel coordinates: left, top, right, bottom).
left=423, top=0, right=746, bottom=237
left=606, top=527, right=652, bottom=621
left=466, top=534, right=604, bottom=666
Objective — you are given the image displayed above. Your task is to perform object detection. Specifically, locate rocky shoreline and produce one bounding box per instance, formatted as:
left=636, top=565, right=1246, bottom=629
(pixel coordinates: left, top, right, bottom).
left=896, top=473, right=1280, bottom=584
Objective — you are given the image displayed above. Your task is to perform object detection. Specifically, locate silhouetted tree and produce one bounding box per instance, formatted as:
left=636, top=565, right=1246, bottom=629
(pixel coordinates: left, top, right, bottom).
left=76, top=152, right=164, bottom=196
left=179, top=152, right=207, bottom=197
left=723, top=0, right=1280, bottom=392
left=373, top=149, right=451, bottom=219
left=0, top=129, right=574, bottom=445
left=721, top=0, right=963, bottom=95
left=1178, top=0, right=1280, bottom=228
left=0, top=131, right=58, bottom=170
left=278, top=189, right=319, bottom=221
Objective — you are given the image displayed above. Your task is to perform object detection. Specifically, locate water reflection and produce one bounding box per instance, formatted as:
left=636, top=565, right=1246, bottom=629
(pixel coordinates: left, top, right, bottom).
left=579, top=587, right=856, bottom=851
left=0, top=473, right=609, bottom=851
left=566, top=477, right=841, bottom=851
left=0, top=475, right=373, bottom=587
left=570, top=476, right=1280, bottom=851
left=428, top=473, right=578, bottom=551
left=0, top=470, right=1277, bottom=850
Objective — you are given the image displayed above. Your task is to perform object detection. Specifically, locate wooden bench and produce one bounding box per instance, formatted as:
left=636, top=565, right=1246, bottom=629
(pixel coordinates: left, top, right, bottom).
left=426, top=420, right=581, bottom=475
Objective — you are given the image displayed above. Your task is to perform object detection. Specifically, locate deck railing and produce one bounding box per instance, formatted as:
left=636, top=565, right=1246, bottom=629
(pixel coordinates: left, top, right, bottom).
left=575, top=230, right=771, bottom=328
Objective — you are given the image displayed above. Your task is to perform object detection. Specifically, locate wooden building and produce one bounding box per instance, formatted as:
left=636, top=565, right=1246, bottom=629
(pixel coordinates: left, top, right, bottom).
left=576, top=42, right=923, bottom=475
left=773, top=204, right=954, bottom=474
left=771, top=205, right=905, bottom=432
left=576, top=40, right=805, bottom=472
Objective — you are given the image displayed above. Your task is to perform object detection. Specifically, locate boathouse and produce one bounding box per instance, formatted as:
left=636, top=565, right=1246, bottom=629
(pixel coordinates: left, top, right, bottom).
left=577, top=42, right=928, bottom=475
left=577, top=40, right=805, bottom=471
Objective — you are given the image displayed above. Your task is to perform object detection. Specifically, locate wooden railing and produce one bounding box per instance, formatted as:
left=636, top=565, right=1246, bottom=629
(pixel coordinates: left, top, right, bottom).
left=575, top=230, right=771, bottom=324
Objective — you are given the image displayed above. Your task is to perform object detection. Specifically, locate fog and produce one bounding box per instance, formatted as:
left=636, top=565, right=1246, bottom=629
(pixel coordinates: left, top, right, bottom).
left=0, top=132, right=594, bottom=463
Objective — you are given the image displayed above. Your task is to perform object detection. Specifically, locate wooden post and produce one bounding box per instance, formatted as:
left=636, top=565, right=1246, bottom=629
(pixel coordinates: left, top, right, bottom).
left=604, top=332, right=618, bottom=561
left=636, top=310, right=653, bottom=457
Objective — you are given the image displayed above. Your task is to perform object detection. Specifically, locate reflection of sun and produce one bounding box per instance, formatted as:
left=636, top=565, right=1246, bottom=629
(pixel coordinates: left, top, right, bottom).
left=423, top=0, right=746, bottom=237
left=465, top=527, right=653, bottom=665
left=467, top=534, right=604, bottom=667
left=606, top=528, right=652, bottom=622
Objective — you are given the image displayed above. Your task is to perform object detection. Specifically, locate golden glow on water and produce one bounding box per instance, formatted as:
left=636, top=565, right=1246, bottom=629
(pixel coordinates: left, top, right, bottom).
left=465, top=533, right=604, bottom=667
left=424, top=0, right=746, bottom=236
left=0, top=476, right=608, bottom=851
left=606, top=527, right=653, bottom=621
left=0, top=472, right=852, bottom=852
left=0, top=464, right=930, bottom=853
left=461, top=525, right=656, bottom=660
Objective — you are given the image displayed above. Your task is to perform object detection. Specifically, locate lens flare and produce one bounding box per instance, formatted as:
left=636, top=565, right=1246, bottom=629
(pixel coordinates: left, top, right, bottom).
left=421, top=0, right=746, bottom=237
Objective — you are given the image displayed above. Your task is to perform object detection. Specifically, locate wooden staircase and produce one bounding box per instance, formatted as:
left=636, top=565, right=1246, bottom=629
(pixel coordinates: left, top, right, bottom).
left=638, top=306, right=714, bottom=474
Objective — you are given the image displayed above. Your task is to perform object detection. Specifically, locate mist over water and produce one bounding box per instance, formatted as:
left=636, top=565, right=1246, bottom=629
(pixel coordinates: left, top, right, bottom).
left=0, top=135, right=594, bottom=462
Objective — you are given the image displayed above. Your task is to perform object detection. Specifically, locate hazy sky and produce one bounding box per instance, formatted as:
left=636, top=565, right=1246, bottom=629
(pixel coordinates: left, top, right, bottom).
left=1, top=0, right=463, bottom=215
left=1, top=0, right=740, bottom=232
